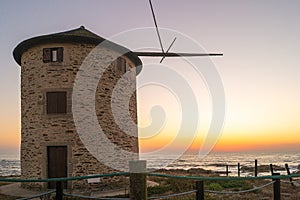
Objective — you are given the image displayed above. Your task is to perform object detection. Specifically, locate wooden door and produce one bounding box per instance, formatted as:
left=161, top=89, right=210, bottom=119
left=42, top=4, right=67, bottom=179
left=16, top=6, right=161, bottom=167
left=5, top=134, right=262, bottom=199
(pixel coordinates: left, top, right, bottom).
left=47, top=146, right=67, bottom=188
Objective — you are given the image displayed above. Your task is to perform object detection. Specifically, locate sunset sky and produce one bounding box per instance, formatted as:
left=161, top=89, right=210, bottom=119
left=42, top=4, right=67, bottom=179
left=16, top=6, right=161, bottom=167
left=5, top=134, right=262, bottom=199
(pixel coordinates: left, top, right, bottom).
left=1, top=0, right=300, bottom=156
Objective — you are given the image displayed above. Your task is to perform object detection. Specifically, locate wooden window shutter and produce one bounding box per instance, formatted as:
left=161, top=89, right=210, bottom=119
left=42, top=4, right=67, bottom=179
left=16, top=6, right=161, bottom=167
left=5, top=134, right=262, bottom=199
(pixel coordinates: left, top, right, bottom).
left=123, top=59, right=127, bottom=73
left=57, top=47, right=63, bottom=62
left=47, top=92, right=57, bottom=114
left=57, top=92, right=67, bottom=113
left=46, top=92, right=67, bottom=114
left=43, top=48, right=51, bottom=63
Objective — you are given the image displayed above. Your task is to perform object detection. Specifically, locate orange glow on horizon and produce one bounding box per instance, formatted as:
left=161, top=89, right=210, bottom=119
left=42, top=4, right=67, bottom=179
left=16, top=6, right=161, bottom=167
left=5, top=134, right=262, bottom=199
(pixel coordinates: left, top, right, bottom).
left=139, top=129, right=300, bottom=153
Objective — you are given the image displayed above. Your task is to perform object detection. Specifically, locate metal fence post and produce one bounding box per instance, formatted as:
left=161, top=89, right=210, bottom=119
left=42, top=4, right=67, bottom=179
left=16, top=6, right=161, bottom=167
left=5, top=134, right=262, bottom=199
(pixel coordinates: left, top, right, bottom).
left=55, top=181, right=63, bottom=200
left=254, top=159, right=258, bottom=177
left=238, top=163, right=240, bottom=177
left=285, top=163, right=294, bottom=186
left=226, top=165, right=229, bottom=176
left=196, top=180, right=204, bottom=200
left=129, top=160, right=147, bottom=200
left=270, top=164, right=274, bottom=175
left=273, top=173, right=281, bottom=200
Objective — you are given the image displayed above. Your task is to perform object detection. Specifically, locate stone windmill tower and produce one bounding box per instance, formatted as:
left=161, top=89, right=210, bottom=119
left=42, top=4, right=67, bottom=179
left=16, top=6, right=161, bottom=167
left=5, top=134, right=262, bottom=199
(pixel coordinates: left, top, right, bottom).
left=13, top=26, right=142, bottom=189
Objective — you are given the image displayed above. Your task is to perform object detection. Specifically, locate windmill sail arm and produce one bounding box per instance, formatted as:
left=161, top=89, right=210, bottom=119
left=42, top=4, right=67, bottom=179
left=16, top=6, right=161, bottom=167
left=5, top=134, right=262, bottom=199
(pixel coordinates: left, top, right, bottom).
left=134, top=52, right=223, bottom=57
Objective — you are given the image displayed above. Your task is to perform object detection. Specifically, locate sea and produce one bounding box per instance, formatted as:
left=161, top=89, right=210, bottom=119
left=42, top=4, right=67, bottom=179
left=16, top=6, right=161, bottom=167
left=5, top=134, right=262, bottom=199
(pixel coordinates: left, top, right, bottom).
left=0, top=151, right=299, bottom=177
left=142, top=151, right=300, bottom=176
left=0, top=153, right=20, bottom=177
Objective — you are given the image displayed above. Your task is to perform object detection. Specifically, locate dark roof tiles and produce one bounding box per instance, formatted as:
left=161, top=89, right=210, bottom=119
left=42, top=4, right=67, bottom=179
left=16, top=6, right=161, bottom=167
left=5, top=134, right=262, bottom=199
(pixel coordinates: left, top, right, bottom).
left=13, top=26, right=142, bottom=73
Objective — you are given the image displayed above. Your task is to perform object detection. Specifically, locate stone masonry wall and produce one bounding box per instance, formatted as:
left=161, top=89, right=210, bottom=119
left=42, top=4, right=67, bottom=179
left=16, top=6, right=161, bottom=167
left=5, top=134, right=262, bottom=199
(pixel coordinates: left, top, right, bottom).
left=20, top=42, right=139, bottom=189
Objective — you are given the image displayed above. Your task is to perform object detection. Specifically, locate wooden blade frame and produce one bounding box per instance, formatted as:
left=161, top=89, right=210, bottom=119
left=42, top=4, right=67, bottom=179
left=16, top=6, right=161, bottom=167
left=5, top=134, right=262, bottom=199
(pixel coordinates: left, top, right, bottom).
left=134, top=52, right=223, bottom=57
left=147, top=0, right=223, bottom=60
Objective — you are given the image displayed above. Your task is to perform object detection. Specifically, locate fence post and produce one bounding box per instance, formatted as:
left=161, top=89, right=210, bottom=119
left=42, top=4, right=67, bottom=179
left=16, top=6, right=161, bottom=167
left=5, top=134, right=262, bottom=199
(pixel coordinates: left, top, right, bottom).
left=285, top=164, right=294, bottom=186
left=226, top=165, right=229, bottom=177
left=238, top=163, right=240, bottom=177
left=272, top=173, right=281, bottom=200
left=270, top=164, right=274, bottom=175
left=129, top=160, right=147, bottom=200
left=196, top=180, right=204, bottom=200
left=254, top=159, right=258, bottom=177
left=55, top=181, right=63, bottom=200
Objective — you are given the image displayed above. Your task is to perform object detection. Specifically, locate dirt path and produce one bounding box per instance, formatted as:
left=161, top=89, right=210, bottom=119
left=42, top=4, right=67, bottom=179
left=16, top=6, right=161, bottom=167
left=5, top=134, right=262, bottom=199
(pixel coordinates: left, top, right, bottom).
left=0, top=183, right=40, bottom=198
left=0, top=180, right=159, bottom=198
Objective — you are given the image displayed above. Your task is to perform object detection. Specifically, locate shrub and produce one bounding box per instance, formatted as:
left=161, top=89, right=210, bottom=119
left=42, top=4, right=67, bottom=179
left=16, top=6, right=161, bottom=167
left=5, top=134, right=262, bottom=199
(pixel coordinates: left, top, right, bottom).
left=219, top=180, right=247, bottom=188
left=148, top=185, right=171, bottom=196
left=208, top=182, right=223, bottom=191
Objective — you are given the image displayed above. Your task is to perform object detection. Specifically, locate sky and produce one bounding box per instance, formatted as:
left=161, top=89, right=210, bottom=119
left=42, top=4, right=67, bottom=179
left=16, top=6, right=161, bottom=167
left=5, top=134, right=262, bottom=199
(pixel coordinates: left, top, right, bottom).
left=1, top=0, right=300, bottom=156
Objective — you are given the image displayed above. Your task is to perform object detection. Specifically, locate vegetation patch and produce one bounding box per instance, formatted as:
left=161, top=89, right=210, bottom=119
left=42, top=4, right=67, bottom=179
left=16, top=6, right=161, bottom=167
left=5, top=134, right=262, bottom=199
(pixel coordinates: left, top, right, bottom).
left=207, top=182, right=223, bottom=191
left=148, top=185, right=171, bottom=196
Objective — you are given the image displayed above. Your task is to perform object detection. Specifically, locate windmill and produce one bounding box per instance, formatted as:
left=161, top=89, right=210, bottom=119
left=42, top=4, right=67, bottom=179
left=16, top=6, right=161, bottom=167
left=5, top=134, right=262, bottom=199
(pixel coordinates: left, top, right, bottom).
left=133, top=0, right=223, bottom=62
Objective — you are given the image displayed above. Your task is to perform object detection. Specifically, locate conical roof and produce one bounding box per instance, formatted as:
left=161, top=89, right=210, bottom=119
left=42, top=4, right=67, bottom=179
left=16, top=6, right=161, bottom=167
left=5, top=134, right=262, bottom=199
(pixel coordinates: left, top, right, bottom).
left=13, top=26, right=142, bottom=71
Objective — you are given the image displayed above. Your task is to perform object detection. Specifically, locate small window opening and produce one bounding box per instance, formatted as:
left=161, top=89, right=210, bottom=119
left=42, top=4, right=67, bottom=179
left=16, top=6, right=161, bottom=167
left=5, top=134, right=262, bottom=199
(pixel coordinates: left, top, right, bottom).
left=116, top=57, right=126, bottom=74
left=46, top=91, right=67, bottom=114
left=52, top=49, right=58, bottom=62
left=43, top=47, right=63, bottom=63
